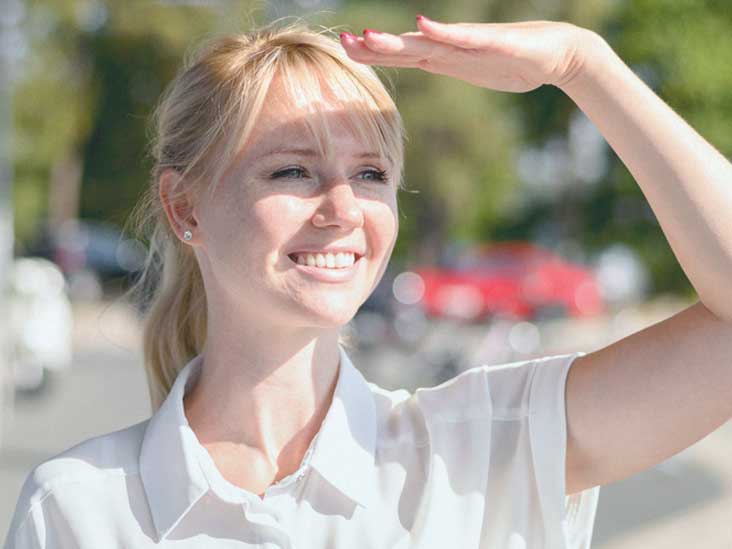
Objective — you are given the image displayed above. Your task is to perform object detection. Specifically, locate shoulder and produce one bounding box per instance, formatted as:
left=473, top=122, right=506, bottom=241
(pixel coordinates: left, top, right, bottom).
left=415, top=353, right=579, bottom=421
left=9, top=418, right=150, bottom=528
left=367, top=353, right=582, bottom=448
left=31, top=417, right=149, bottom=489
left=413, top=353, right=583, bottom=421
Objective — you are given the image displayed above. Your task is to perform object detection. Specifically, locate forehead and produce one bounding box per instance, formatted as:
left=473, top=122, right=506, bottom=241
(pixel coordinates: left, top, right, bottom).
left=261, top=71, right=342, bottom=119
left=244, top=72, right=377, bottom=159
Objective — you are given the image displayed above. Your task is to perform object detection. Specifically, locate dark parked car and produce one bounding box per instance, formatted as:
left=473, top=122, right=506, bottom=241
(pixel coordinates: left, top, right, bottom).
left=26, top=219, right=146, bottom=286
left=352, top=264, right=430, bottom=349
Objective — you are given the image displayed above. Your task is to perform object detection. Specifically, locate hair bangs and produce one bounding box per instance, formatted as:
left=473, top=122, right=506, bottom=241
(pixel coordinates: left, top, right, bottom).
left=277, top=49, right=404, bottom=185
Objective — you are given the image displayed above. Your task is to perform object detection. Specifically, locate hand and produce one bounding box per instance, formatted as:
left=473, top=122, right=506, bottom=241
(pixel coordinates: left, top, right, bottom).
left=340, top=16, right=595, bottom=92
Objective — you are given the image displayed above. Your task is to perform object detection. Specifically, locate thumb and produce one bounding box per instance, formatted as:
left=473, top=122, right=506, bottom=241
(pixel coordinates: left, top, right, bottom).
left=416, top=15, right=500, bottom=50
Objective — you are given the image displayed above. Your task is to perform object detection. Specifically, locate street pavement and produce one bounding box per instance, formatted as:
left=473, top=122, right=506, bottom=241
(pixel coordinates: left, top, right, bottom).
left=2, top=296, right=731, bottom=546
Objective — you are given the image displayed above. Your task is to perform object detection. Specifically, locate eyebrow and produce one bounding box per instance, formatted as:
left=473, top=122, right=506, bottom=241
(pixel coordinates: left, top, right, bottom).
left=259, top=147, right=384, bottom=160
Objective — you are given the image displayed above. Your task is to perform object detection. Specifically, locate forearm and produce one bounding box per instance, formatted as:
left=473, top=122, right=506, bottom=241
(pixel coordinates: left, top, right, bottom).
left=559, top=31, right=732, bottom=321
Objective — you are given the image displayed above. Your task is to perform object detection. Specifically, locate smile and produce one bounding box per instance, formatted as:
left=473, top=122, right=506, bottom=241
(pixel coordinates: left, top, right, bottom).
left=286, top=253, right=363, bottom=283
left=288, top=251, right=362, bottom=268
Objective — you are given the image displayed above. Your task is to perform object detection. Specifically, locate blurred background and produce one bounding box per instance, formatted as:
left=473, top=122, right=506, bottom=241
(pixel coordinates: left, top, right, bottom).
left=2, top=0, right=732, bottom=546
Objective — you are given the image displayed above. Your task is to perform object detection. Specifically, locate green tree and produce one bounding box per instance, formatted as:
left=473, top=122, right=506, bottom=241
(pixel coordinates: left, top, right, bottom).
left=15, top=0, right=728, bottom=299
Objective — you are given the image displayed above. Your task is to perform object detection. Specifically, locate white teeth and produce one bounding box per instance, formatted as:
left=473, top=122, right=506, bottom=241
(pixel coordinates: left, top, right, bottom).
left=292, top=252, right=357, bottom=269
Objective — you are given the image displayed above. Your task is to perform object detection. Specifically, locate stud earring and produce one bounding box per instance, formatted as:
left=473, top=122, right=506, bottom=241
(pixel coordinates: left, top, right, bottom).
left=183, top=229, right=193, bottom=242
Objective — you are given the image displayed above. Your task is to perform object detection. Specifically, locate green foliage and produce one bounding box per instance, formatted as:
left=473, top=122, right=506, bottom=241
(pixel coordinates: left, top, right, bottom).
left=12, top=0, right=730, bottom=296
left=599, top=0, right=732, bottom=293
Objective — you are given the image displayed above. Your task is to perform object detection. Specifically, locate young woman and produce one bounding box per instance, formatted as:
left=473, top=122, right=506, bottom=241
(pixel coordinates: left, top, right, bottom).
left=4, top=15, right=731, bottom=549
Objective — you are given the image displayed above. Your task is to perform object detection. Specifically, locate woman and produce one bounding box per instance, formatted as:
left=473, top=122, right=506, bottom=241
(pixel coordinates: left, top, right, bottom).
left=5, top=15, right=731, bottom=549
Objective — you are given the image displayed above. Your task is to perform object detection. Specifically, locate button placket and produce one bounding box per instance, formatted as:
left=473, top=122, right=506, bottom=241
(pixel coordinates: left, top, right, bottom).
left=241, top=501, right=294, bottom=549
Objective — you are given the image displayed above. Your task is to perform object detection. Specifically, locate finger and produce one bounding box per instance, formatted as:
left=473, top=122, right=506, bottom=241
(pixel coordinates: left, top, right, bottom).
left=361, top=29, right=450, bottom=59
left=339, top=32, right=423, bottom=68
left=361, top=30, right=422, bottom=54
left=345, top=50, right=423, bottom=69
left=415, top=15, right=504, bottom=50
left=339, top=32, right=370, bottom=54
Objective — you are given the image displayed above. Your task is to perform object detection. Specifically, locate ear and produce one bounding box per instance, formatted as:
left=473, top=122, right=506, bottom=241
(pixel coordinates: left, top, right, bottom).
left=158, top=168, right=200, bottom=242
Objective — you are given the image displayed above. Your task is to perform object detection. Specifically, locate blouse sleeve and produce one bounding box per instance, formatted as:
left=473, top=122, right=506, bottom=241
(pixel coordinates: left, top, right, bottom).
left=3, top=475, right=44, bottom=549
left=3, top=515, right=42, bottom=549
left=528, top=352, right=600, bottom=549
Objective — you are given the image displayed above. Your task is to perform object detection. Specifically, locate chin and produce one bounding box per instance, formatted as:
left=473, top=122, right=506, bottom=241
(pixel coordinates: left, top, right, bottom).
left=300, top=303, right=359, bottom=328
left=313, top=311, right=358, bottom=328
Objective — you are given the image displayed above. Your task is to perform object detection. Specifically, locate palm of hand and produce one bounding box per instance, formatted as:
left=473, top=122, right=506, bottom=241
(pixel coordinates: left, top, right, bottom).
left=340, top=17, right=588, bottom=92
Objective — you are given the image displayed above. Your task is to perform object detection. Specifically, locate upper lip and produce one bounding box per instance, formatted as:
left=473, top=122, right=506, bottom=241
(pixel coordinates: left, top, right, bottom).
left=288, top=246, right=365, bottom=259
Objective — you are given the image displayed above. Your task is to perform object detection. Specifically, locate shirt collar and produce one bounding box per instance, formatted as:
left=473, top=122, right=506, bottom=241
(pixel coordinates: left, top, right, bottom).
left=308, top=344, right=379, bottom=509
left=139, top=343, right=378, bottom=543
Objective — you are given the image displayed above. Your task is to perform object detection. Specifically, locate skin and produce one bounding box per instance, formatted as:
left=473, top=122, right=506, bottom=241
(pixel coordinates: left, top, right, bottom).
left=158, top=73, right=399, bottom=497
left=340, top=17, right=732, bottom=495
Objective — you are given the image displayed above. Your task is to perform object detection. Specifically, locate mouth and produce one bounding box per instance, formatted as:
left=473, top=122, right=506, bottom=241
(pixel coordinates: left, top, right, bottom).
left=286, top=252, right=364, bottom=282
left=287, top=252, right=363, bottom=271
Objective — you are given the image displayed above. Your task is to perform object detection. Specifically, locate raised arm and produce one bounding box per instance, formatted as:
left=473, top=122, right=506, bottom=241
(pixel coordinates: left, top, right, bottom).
left=555, top=31, right=732, bottom=493
left=339, top=16, right=732, bottom=494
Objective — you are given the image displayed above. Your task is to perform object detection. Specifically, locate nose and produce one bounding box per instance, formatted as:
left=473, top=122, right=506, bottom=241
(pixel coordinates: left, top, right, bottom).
left=312, top=179, right=364, bottom=229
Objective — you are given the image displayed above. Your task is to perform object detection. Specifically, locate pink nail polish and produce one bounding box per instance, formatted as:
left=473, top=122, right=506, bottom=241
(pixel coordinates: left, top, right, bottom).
left=363, top=28, right=380, bottom=35
left=340, top=31, right=356, bottom=40
left=416, top=14, right=431, bottom=22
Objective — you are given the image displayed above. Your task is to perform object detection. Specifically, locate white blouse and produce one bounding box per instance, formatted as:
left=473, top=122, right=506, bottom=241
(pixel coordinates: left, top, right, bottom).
left=4, top=344, right=599, bottom=548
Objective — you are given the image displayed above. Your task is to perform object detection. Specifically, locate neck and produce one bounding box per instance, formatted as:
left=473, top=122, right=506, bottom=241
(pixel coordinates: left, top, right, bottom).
left=182, top=324, right=342, bottom=463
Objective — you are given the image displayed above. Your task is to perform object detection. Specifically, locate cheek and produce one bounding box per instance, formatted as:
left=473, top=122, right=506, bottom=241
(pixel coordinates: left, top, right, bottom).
left=253, top=195, right=310, bottom=238
left=361, top=202, right=397, bottom=297
left=367, top=201, right=399, bottom=255
left=200, top=188, right=275, bottom=268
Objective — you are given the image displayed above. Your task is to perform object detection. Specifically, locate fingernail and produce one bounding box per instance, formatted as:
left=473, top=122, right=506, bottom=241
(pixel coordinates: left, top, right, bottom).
left=416, top=14, right=431, bottom=22
left=340, top=31, right=357, bottom=40
left=363, top=28, right=381, bottom=35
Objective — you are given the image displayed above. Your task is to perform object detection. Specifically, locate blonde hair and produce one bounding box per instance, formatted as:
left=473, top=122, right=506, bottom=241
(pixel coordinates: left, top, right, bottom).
left=124, top=19, right=406, bottom=413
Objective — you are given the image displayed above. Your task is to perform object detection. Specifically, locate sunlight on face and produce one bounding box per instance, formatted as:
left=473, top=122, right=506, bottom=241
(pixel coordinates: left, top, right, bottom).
left=193, top=73, right=399, bottom=331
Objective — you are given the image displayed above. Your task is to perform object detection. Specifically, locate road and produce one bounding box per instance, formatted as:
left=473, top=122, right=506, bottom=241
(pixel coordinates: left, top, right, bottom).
left=2, top=297, right=731, bottom=546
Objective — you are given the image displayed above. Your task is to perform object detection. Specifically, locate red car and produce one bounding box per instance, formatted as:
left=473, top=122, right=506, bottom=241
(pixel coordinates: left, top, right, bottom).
left=405, top=241, right=604, bottom=322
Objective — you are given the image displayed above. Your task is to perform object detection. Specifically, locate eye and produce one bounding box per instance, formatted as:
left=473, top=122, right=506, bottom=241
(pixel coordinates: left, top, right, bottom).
left=268, top=166, right=390, bottom=183
left=270, top=167, right=309, bottom=179
left=359, top=168, right=389, bottom=183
